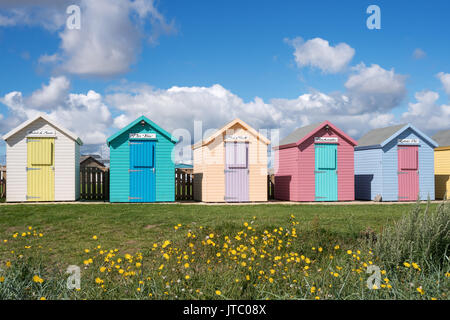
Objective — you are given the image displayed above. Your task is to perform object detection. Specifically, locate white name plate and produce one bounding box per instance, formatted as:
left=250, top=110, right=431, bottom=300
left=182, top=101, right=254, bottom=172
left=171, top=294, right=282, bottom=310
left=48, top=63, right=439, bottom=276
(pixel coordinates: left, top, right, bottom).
left=315, top=137, right=338, bottom=143
left=398, top=138, right=419, bottom=144
left=27, top=130, right=56, bottom=136
left=130, top=133, right=156, bottom=139
left=225, top=135, right=249, bottom=141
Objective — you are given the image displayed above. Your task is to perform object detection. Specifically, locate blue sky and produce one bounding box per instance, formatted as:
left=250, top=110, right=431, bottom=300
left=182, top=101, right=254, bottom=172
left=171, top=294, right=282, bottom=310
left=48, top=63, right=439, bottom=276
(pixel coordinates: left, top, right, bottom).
left=0, top=0, right=449, bottom=164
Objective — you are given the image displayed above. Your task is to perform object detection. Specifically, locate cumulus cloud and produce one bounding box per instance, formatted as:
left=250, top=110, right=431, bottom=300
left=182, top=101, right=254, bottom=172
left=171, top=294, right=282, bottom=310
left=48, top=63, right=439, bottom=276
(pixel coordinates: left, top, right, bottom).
left=0, top=0, right=175, bottom=77
left=0, top=76, right=440, bottom=161
left=437, top=72, right=450, bottom=96
left=287, top=37, right=355, bottom=73
left=402, top=90, right=450, bottom=131
left=0, top=77, right=112, bottom=146
left=27, top=76, right=70, bottom=110
left=105, top=83, right=397, bottom=145
left=345, top=63, right=407, bottom=113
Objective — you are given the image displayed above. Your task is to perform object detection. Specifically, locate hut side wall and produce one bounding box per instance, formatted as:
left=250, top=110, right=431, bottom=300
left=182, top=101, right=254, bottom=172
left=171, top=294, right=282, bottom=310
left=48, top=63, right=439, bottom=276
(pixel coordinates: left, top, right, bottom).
left=274, top=146, right=300, bottom=201
left=434, top=148, right=450, bottom=199
left=354, top=148, right=383, bottom=200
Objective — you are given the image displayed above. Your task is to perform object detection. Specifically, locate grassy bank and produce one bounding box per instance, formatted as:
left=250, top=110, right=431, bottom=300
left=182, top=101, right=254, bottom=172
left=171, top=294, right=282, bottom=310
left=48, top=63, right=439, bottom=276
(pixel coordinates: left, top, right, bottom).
left=0, top=202, right=448, bottom=300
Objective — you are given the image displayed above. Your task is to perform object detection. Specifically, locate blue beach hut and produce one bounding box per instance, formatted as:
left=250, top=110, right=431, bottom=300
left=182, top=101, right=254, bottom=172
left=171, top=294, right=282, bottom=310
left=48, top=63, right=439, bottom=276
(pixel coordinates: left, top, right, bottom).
left=107, top=116, right=178, bottom=202
left=354, top=123, right=438, bottom=201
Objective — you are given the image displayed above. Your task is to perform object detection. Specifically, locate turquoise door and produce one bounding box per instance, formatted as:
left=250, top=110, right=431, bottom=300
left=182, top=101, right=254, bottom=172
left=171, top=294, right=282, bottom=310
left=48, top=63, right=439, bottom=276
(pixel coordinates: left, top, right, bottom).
left=129, top=140, right=156, bottom=202
left=315, top=144, right=338, bottom=201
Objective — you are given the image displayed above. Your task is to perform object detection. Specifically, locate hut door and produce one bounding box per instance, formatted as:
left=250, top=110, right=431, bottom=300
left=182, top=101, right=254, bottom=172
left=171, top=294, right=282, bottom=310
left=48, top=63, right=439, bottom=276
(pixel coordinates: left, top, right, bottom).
left=314, top=144, right=338, bottom=201
left=225, top=142, right=249, bottom=202
left=27, top=137, right=55, bottom=201
left=398, top=146, right=419, bottom=201
left=129, top=140, right=156, bottom=202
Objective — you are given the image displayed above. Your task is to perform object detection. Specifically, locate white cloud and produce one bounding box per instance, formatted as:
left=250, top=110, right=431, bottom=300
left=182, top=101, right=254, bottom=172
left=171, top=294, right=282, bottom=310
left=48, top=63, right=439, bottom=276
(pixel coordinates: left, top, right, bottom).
left=27, top=76, right=70, bottom=110
left=437, top=72, right=450, bottom=96
left=0, top=0, right=175, bottom=77
left=106, top=83, right=397, bottom=148
left=402, top=90, right=450, bottom=131
left=0, top=78, right=112, bottom=145
left=412, top=48, right=426, bottom=60
left=287, top=37, right=355, bottom=73
left=345, top=63, right=407, bottom=113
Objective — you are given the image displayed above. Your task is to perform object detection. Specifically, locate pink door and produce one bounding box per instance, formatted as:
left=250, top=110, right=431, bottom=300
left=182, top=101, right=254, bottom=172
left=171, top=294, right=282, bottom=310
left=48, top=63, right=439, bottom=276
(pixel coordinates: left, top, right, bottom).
left=398, top=145, right=419, bottom=201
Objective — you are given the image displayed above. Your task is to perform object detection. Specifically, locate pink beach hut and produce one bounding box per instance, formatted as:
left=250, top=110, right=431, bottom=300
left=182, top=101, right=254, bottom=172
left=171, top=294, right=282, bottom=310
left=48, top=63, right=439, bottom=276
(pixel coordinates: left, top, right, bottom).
left=273, top=121, right=357, bottom=202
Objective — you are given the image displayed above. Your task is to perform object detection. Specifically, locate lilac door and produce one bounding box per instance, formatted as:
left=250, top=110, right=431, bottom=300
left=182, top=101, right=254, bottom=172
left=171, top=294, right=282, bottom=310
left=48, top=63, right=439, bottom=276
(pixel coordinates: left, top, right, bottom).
left=225, top=142, right=249, bottom=202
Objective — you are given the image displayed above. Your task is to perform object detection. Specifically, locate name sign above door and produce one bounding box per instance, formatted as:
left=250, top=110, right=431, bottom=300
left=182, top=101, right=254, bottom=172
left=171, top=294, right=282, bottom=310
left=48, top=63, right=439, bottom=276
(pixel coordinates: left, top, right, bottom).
left=129, top=133, right=156, bottom=139
left=225, top=135, right=249, bottom=141
left=398, top=138, right=419, bottom=145
left=314, top=137, right=338, bottom=143
left=27, top=130, right=56, bottom=136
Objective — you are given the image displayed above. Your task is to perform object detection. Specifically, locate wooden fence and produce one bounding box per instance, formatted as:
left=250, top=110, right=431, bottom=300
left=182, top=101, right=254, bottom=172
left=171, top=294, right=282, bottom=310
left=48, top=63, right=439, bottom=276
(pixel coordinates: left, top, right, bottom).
left=80, top=167, right=109, bottom=201
left=175, top=168, right=194, bottom=201
left=0, top=166, right=5, bottom=200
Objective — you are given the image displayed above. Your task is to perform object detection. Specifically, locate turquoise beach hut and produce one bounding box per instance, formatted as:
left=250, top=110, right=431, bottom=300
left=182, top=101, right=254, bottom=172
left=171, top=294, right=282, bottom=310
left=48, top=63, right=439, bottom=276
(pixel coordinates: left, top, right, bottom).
left=107, top=116, right=178, bottom=202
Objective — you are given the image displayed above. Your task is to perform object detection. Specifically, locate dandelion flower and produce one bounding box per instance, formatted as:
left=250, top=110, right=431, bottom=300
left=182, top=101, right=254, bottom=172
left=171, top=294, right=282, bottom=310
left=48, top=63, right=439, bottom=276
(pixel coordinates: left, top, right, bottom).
left=33, top=275, right=44, bottom=283
left=215, top=290, right=221, bottom=295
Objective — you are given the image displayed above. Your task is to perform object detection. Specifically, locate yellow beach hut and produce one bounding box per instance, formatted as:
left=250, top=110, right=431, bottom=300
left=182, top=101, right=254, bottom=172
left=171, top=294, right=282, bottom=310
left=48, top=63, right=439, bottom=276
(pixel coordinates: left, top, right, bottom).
left=2, top=115, right=83, bottom=202
left=192, top=118, right=270, bottom=202
left=432, top=129, right=450, bottom=199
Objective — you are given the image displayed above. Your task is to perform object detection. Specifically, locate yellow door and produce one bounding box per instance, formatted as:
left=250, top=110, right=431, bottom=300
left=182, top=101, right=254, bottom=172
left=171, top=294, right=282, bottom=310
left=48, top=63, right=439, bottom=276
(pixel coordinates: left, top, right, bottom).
left=27, top=138, right=55, bottom=201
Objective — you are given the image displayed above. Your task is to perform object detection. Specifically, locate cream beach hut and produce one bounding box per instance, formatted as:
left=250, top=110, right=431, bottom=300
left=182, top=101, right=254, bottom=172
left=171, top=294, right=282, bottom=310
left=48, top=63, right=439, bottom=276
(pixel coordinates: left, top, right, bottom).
left=192, top=118, right=270, bottom=202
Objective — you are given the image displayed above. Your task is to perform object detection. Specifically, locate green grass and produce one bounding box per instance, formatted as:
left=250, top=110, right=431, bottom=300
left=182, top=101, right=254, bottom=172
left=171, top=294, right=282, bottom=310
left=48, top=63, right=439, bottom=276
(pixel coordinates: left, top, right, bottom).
left=0, top=202, right=448, bottom=300
left=0, top=203, right=428, bottom=264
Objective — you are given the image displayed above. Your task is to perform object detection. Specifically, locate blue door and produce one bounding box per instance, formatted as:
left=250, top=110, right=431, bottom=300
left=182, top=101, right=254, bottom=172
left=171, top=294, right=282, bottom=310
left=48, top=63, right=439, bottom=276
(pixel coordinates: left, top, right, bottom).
left=315, top=144, right=338, bottom=201
left=129, top=140, right=156, bottom=202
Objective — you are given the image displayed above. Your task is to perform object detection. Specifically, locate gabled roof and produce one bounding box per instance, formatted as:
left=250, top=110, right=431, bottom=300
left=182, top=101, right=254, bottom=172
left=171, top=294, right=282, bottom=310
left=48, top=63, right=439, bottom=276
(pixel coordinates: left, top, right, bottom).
left=432, top=129, right=450, bottom=147
left=274, top=120, right=357, bottom=149
left=2, top=114, right=83, bottom=145
left=106, top=116, right=178, bottom=146
left=80, top=155, right=106, bottom=167
left=356, top=123, right=438, bottom=150
left=278, top=122, right=322, bottom=146
left=357, top=124, right=406, bottom=147
left=192, top=118, right=271, bottom=149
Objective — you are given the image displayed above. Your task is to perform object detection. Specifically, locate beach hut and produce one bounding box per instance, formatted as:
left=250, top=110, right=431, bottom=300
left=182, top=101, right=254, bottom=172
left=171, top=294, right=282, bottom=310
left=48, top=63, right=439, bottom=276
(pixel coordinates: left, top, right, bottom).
left=273, top=121, right=357, bottom=202
left=192, top=118, right=270, bottom=202
left=355, top=123, right=438, bottom=201
left=2, top=115, right=82, bottom=202
left=432, top=129, right=450, bottom=199
left=107, top=116, right=178, bottom=202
